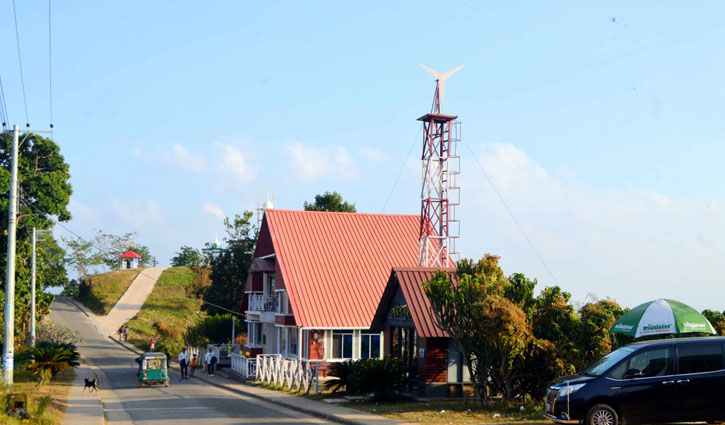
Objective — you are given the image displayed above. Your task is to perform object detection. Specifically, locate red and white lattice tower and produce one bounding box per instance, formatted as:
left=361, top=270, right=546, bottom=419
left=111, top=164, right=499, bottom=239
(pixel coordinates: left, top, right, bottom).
left=417, top=64, right=462, bottom=268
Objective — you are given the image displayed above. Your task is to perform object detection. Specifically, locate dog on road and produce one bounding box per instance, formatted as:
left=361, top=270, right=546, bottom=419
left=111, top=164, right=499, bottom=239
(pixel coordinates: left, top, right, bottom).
left=83, top=378, right=98, bottom=392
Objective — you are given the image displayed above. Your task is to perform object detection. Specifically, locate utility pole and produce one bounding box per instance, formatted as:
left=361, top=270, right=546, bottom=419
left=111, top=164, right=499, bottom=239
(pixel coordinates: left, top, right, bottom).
left=231, top=316, right=236, bottom=346
left=30, top=228, right=37, bottom=348
left=3, top=125, right=19, bottom=385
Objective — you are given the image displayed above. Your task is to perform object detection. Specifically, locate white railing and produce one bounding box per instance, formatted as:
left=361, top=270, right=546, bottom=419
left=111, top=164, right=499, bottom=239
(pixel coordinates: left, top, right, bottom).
left=249, top=294, right=280, bottom=312
left=255, top=354, right=321, bottom=394
left=230, top=353, right=257, bottom=378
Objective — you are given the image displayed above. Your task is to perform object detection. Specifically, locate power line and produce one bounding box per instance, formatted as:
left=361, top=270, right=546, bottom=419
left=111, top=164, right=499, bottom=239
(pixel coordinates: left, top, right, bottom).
left=381, top=125, right=422, bottom=213
left=48, top=0, right=54, bottom=130
left=12, top=0, right=29, bottom=127
left=462, top=139, right=560, bottom=286
left=0, top=76, right=8, bottom=129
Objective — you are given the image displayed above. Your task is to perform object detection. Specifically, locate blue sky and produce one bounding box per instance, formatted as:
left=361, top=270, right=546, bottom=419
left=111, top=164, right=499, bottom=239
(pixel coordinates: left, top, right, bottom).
left=1, top=1, right=724, bottom=310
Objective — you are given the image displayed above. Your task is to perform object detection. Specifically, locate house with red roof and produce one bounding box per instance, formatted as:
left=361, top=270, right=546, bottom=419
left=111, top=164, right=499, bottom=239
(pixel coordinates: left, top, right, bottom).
left=241, top=208, right=468, bottom=395
left=119, top=250, right=141, bottom=270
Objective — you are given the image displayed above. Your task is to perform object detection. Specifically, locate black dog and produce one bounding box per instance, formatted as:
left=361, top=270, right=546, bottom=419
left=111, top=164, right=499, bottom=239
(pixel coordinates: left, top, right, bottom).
left=83, top=378, right=98, bottom=392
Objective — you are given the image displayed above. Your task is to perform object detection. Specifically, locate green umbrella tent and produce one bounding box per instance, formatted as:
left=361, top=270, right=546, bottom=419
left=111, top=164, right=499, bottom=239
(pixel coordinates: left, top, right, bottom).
left=610, top=299, right=716, bottom=338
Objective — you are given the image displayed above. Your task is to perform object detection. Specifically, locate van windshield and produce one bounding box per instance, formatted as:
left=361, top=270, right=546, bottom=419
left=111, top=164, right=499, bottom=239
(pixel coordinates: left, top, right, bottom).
left=581, top=346, right=636, bottom=376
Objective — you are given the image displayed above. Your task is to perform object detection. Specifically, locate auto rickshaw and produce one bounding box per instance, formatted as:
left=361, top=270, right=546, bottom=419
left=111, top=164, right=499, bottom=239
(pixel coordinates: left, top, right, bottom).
left=138, top=352, right=169, bottom=387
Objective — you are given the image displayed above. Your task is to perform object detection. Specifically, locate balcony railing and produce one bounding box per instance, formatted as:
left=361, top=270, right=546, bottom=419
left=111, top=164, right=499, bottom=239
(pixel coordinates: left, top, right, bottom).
left=249, top=293, right=279, bottom=312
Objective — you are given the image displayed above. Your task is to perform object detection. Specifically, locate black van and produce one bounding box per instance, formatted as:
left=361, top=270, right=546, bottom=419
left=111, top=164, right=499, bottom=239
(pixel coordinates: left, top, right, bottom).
left=546, top=336, right=725, bottom=425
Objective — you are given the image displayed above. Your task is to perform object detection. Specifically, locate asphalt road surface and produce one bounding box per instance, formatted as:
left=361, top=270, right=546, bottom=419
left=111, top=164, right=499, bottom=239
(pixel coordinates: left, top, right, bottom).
left=50, top=297, right=325, bottom=425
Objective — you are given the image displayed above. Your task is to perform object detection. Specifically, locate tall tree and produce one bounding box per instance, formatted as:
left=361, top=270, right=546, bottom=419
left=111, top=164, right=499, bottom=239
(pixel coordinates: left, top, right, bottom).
left=171, top=246, right=202, bottom=268
left=303, top=191, right=356, bottom=212
left=0, top=132, right=72, bottom=339
left=205, top=212, right=256, bottom=313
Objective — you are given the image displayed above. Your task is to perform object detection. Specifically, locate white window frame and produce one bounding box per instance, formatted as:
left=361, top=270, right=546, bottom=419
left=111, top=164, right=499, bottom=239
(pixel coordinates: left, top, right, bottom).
left=330, top=330, right=355, bottom=360
left=360, top=331, right=383, bottom=359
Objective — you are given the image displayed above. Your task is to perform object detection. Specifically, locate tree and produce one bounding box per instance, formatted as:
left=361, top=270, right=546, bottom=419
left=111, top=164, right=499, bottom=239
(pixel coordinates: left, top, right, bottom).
left=505, top=273, right=537, bottom=320
left=303, top=191, right=356, bottom=212
left=702, top=310, right=725, bottom=336
left=63, top=236, right=100, bottom=287
left=171, top=246, right=202, bottom=268
left=0, top=132, right=72, bottom=340
left=205, top=212, right=256, bottom=313
left=127, top=244, right=156, bottom=267
left=183, top=314, right=237, bottom=346
left=577, top=298, right=624, bottom=366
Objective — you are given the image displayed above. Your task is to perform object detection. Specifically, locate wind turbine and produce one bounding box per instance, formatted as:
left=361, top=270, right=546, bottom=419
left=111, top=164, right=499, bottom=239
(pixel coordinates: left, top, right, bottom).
left=417, top=63, right=464, bottom=113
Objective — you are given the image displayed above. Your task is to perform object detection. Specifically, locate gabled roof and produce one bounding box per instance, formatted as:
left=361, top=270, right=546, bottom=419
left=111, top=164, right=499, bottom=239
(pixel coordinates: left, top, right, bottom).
left=372, top=267, right=456, bottom=338
left=119, top=250, right=141, bottom=259
left=263, top=209, right=420, bottom=328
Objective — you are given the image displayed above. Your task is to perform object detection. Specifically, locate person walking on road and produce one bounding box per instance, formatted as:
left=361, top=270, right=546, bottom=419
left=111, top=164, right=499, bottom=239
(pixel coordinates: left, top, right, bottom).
left=123, top=325, right=129, bottom=342
left=189, top=354, right=197, bottom=378
left=178, top=348, right=189, bottom=380
left=205, top=348, right=215, bottom=376
left=149, top=336, right=156, bottom=351
left=118, top=325, right=124, bottom=340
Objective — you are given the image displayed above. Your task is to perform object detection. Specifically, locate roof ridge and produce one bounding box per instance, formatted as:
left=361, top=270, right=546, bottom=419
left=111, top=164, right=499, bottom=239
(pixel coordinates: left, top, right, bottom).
left=267, top=209, right=418, bottom=218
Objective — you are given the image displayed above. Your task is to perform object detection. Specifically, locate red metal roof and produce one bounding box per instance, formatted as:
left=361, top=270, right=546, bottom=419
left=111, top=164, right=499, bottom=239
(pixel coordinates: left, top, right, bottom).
left=372, top=268, right=455, bottom=338
left=264, top=209, right=420, bottom=328
left=119, top=250, right=141, bottom=259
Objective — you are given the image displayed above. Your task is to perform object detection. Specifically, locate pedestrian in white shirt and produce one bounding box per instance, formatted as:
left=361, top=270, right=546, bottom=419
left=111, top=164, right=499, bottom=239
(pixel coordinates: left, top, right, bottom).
left=205, top=348, right=215, bottom=376
left=178, top=348, right=189, bottom=380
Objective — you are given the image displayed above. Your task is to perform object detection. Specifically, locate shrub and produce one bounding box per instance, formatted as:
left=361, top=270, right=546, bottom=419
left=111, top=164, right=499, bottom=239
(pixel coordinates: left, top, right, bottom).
left=356, top=356, right=404, bottom=401
left=325, top=360, right=358, bottom=394
left=33, top=321, right=80, bottom=345
left=325, top=356, right=405, bottom=400
left=19, top=342, right=80, bottom=384
left=184, top=314, right=237, bottom=346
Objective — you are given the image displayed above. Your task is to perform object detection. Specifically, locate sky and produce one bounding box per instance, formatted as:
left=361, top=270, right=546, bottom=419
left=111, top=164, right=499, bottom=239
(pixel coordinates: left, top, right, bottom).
left=1, top=1, right=724, bottom=310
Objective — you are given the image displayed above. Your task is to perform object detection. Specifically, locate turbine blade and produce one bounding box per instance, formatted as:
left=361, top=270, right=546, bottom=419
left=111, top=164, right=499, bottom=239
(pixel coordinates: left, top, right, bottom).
left=417, top=62, right=441, bottom=79
left=439, top=65, right=465, bottom=81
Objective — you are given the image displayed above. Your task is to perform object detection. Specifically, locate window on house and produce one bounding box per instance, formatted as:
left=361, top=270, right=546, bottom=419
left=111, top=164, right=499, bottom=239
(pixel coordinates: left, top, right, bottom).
left=332, top=331, right=353, bottom=359
left=361, top=332, right=381, bottom=359
left=250, top=322, right=262, bottom=346
left=265, top=273, right=276, bottom=295
left=279, top=327, right=287, bottom=355
left=289, top=328, right=298, bottom=357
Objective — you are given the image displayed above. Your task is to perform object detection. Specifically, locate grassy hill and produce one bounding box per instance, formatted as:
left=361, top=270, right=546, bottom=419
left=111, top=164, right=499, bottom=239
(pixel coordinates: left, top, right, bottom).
left=76, top=269, right=144, bottom=315
left=125, top=267, right=205, bottom=354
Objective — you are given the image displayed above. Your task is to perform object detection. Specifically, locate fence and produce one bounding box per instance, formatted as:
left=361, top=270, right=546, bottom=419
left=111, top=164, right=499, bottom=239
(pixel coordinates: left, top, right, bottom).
left=230, top=352, right=257, bottom=378
left=255, top=354, right=321, bottom=394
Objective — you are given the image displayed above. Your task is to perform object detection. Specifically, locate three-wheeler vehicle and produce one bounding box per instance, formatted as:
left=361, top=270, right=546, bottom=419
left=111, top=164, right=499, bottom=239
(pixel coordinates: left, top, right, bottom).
left=138, top=352, right=169, bottom=387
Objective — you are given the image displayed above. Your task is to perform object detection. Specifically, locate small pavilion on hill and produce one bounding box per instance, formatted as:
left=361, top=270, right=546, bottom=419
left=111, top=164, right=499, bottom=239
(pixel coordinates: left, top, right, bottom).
left=119, top=250, right=141, bottom=270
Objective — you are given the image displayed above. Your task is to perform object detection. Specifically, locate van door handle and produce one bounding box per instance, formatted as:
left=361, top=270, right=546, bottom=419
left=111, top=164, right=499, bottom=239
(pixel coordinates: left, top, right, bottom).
left=676, top=379, right=690, bottom=384
left=661, top=380, right=675, bottom=385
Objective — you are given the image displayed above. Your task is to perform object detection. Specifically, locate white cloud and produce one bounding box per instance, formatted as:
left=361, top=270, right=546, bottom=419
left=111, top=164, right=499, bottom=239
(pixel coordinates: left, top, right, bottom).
left=110, top=198, right=165, bottom=227
left=202, top=203, right=226, bottom=221
left=215, top=142, right=256, bottom=181
left=285, top=141, right=361, bottom=182
left=460, top=142, right=725, bottom=311
left=68, top=199, right=99, bottom=223
left=359, top=147, right=388, bottom=161
left=167, top=144, right=207, bottom=172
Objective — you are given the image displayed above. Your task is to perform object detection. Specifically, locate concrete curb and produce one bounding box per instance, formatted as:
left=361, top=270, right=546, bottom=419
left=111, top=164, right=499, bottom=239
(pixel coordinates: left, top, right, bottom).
left=66, top=297, right=91, bottom=318
left=106, top=335, right=392, bottom=425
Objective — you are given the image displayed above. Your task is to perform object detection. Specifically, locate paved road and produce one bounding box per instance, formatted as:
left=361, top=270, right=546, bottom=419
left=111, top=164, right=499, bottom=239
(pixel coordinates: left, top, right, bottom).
left=50, top=297, right=325, bottom=425
left=99, top=267, right=168, bottom=336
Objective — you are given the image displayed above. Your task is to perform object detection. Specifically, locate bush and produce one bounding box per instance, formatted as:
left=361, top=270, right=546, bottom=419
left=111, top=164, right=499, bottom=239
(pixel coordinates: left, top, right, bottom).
left=326, top=356, right=405, bottom=400
left=356, top=357, right=404, bottom=401
left=184, top=314, right=238, bottom=346
left=19, top=342, right=80, bottom=384
left=33, top=321, right=80, bottom=345
left=325, top=360, right=357, bottom=394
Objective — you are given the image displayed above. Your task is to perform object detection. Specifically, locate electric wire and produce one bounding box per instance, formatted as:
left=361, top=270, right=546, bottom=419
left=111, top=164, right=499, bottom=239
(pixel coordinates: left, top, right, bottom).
left=48, top=0, right=54, bottom=130
left=11, top=0, right=30, bottom=127
left=461, top=139, right=560, bottom=286
left=381, top=125, right=422, bottom=213
left=0, top=76, right=8, bottom=129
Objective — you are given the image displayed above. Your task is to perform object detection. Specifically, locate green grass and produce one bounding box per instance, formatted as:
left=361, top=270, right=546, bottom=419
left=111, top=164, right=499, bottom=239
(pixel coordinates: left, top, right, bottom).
left=76, top=268, right=144, bottom=315
left=342, top=399, right=546, bottom=425
left=125, top=267, right=205, bottom=355
left=0, top=367, right=75, bottom=425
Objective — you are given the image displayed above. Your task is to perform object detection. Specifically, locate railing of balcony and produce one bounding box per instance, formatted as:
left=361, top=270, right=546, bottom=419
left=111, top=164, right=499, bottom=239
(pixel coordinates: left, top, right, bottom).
left=249, top=293, right=280, bottom=312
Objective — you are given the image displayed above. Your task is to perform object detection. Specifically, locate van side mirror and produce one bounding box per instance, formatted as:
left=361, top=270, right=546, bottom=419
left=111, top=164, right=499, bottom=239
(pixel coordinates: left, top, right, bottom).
left=624, top=368, right=643, bottom=379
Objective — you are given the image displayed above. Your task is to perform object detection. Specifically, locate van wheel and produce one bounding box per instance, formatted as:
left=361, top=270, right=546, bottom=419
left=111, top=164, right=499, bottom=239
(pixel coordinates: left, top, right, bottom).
left=587, top=404, right=618, bottom=425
